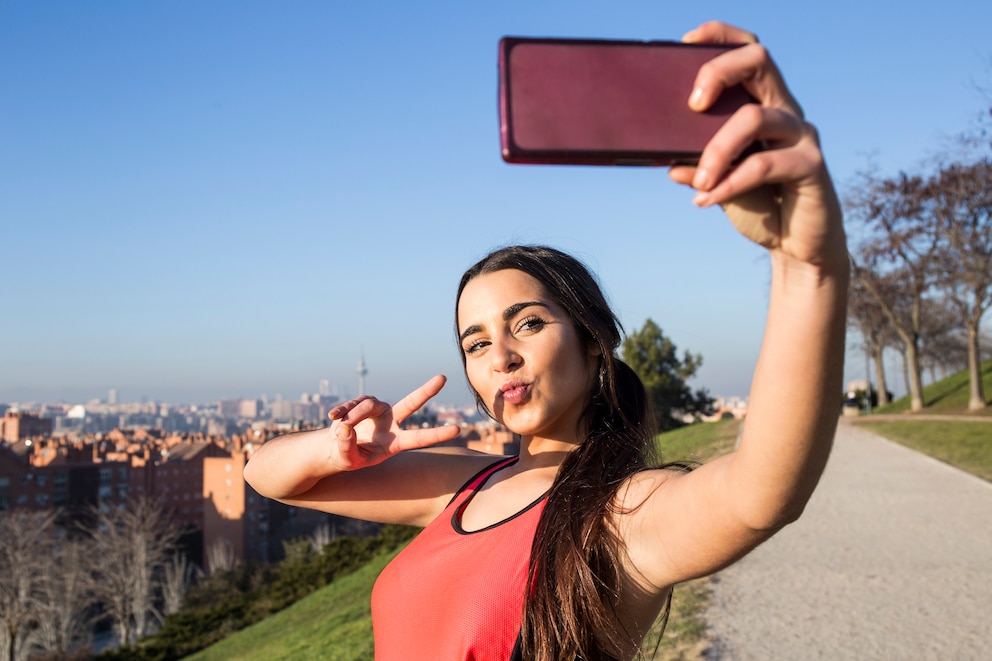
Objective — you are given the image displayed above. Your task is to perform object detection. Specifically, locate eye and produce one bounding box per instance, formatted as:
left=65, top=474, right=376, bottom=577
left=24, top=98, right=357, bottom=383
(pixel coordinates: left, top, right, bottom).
left=463, top=339, right=489, bottom=356
left=516, top=315, right=548, bottom=334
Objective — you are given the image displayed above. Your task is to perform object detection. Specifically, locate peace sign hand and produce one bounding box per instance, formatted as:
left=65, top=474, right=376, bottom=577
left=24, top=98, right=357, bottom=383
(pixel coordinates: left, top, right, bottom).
left=326, top=374, right=461, bottom=471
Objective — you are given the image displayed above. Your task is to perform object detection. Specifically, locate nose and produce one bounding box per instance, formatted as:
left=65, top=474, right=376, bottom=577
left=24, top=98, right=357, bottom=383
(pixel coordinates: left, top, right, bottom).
left=489, top=336, right=521, bottom=373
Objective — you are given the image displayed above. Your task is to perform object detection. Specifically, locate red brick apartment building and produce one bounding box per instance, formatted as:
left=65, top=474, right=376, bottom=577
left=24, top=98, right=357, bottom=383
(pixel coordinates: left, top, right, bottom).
left=1, top=410, right=53, bottom=443
left=0, top=424, right=335, bottom=566
left=1, top=409, right=517, bottom=567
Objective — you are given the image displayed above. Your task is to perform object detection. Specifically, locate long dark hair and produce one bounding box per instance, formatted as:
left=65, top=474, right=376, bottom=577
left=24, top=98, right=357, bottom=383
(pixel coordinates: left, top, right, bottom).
left=456, top=245, right=664, bottom=660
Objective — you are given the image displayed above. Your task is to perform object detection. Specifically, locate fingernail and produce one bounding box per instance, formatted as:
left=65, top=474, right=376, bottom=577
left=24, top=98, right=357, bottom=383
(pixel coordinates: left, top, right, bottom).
left=693, top=191, right=712, bottom=207
left=336, top=423, right=352, bottom=439
left=689, top=87, right=705, bottom=109
left=692, top=167, right=711, bottom=190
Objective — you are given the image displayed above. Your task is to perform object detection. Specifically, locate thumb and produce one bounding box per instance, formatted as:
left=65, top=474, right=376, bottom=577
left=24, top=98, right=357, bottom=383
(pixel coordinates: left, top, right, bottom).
left=334, top=420, right=356, bottom=455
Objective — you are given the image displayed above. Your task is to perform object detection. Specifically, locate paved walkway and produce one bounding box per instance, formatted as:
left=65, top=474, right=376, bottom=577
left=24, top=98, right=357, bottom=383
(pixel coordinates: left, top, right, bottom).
left=703, top=421, right=992, bottom=660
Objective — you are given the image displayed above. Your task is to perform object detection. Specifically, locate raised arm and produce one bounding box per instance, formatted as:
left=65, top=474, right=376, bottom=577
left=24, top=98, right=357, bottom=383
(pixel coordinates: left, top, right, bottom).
left=621, top=22, right=849, bottom=589
left=243, top=374, right=477, bottom=527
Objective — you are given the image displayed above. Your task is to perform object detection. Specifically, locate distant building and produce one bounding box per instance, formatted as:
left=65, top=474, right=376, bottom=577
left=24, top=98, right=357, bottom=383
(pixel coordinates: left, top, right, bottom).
left=464, top=426, right=519, bottom=455
left=0, top=441, right=101, bottom=515
left=702, top=396, right=748, bottom=422
left=268, top=399, right=295, bottom=421
left=201, top=446, right=338, bottom=565
left=217, top=400, right=241, bottom=419
left=237, top=399, right=261, bottom=419
left=1, top=410, right=54, bottom=443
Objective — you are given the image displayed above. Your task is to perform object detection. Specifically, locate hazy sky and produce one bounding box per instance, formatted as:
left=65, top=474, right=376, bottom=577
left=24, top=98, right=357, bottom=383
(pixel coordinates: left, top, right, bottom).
left=3, top=1, right=990, bottom=407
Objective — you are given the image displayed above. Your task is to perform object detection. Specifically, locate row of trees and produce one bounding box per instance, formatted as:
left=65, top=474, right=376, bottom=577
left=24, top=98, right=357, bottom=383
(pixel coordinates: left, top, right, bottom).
left=845, top=133, right=992, bottom=411
left=0, top=499, right=186, bottom=661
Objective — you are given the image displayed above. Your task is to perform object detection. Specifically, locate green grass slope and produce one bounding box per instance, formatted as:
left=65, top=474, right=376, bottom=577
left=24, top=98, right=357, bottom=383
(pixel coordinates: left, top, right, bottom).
left=657, top=418, right=741, bottom=464
left=185, top=547, right=401, bottom=661
left=855, top=418, right=992, bottom=481
left=873, top=358, right=992, bottom=415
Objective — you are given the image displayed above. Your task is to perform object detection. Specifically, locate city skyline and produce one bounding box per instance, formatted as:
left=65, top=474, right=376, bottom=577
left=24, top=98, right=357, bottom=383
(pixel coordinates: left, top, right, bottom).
left=0, top=360, right=402, bottom=409
left=4, top=2, right=991, bottom=408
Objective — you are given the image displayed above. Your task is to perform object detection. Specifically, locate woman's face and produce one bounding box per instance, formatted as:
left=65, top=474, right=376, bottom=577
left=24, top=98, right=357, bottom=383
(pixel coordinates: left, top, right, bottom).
left=457, top=269, right=599, bottom=443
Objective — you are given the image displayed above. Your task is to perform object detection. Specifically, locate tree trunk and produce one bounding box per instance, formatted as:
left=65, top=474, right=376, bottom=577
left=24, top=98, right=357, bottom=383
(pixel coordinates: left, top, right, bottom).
left=872, top=344, right=890, bottom=407
left=899, top=349, right=910, bottom=402
left=905, top=339, right=925, bottom=412
left=116, top=617, right=130, bottom=650
left=966, top=324, right=987, bottom=411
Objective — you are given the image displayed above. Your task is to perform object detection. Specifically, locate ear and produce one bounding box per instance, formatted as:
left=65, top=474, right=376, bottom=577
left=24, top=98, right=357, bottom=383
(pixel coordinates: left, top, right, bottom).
left=587, top=341, right=603, bottom=358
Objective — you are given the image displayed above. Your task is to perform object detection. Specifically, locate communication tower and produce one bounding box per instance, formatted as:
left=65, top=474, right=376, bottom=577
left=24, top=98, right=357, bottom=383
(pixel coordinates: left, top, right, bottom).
left=357, top=353, right=368, bottom=397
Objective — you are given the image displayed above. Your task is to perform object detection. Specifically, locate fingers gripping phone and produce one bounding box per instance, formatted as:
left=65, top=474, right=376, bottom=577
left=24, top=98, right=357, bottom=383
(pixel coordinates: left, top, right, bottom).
left=498, top=37, right=755, bottom=166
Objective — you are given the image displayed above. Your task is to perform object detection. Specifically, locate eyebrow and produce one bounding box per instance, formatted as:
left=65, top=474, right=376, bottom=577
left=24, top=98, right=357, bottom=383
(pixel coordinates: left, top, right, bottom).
left=458, top=301, right=549, bottom=342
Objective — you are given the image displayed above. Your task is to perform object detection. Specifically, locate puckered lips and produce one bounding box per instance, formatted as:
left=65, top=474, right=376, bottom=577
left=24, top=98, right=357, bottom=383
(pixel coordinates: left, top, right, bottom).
left=499, top=379, right=530, bottom=406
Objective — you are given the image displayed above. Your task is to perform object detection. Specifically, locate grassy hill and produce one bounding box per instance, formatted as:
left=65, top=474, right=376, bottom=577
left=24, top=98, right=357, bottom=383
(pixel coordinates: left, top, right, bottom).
left=184, top=546, right=400, bottom=661
left=851, top=358, right=992, bottom=481
left=871, top=358, right=992, bottom=416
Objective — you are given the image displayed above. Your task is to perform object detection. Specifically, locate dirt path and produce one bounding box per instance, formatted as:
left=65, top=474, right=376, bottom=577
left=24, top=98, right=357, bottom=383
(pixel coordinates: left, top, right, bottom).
left=703, top=421, right=992, bottom=660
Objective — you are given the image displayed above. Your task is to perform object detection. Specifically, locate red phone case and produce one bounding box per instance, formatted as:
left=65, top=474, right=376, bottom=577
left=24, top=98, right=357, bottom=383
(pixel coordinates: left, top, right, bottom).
left=499, top=37, right=754, bottom=166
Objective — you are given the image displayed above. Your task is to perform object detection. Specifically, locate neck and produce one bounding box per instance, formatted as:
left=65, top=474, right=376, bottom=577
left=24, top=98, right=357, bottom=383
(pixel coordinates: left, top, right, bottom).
left=516, top=435, right=579, bottom=472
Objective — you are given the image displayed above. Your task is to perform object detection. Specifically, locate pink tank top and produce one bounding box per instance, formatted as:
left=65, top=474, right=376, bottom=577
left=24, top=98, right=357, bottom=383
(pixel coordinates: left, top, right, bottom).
left=371, top=456, right=546, bottom=660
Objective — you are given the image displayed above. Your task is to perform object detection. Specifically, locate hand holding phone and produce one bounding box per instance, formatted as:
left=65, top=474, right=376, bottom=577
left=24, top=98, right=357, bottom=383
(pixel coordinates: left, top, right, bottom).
left=499, top=37, right=756, bottom=166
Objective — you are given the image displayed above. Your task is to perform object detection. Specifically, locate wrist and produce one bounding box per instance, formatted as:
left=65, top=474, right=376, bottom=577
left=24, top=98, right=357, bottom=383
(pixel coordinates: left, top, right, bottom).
left=768, top=237, right=849, bottom=291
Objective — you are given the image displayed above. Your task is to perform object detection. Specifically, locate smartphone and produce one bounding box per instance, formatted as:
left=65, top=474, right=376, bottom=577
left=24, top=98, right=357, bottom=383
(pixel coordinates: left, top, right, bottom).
left=498, top=37, right=755, bottom=166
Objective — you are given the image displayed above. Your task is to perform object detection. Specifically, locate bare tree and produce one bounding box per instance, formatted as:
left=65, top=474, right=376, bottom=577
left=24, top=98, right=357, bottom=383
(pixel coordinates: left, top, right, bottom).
left=916, top=296, right=969, bottom=379
left=160, top=551, right=199, bottom=617
left=956, top=67, right=992, bottom=155
left=309, top=522, right=337, bottom=553
left=922, top=329, right=970, bottom=382
left=848, top=276, right=897, bottom=406
left=32, top=536, right=98, bottom=658
left=0, top=509, right=57, bottom=661
left=920, top=297, right=968, bottom=383
left=847, top=170, right=943, bottom=411
left=205, top=538, right=237, bottom=575
left=85, top=497, right=181, bottom=647
left=926, top=158, right=992, bottom=410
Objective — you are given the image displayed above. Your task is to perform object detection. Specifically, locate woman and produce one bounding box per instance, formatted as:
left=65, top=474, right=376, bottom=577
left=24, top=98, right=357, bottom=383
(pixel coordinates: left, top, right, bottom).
left=244, top=20, right=848, bottom=661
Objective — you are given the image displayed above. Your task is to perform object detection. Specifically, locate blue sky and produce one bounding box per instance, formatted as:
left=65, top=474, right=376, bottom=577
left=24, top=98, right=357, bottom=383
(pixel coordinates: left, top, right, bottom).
left=2, top=1, right=990, bottom=407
